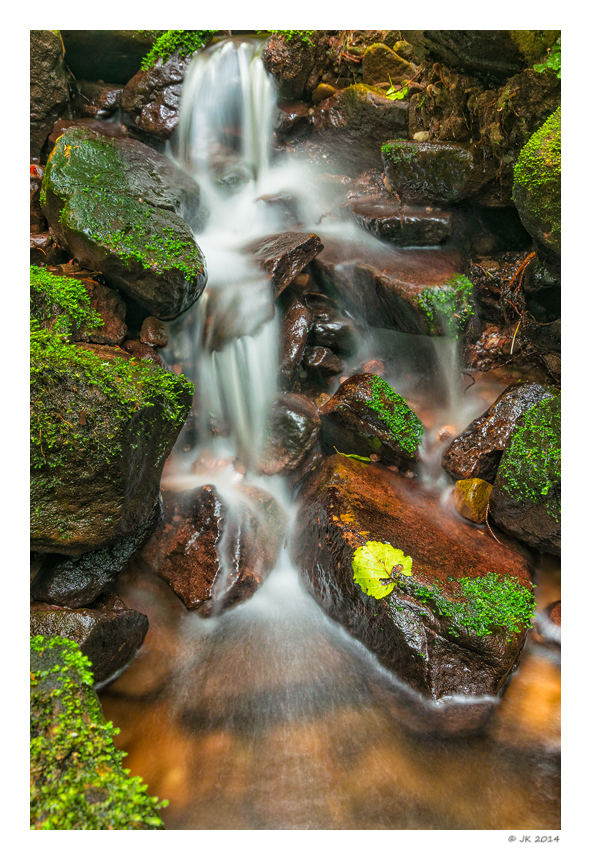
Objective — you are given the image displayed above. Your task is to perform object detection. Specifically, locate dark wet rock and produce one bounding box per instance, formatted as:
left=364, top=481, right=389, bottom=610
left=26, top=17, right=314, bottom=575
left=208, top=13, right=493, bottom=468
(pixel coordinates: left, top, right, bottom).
left=48, top=118, right=129, bottom=149
left=60, top=30, right=155, bottom=85
left=490, top=393, right=560, bottom=556
left=31, top=342, right=192, bottom=555
left=401, top=30, right=559, bottom=80
left=303, top=346, right=344, bottom=379
left=73, top=80, right=123, bottom=118
left=442, top=382, right=553, bottom=483
left=513, top=108, right=561, bottom=266
left=121, top=52, right=192, bottom=144
left=453, top=479, right=493, bottom=525
left=141, top=484, right=286, bottom=615
left=30, top=593, right=149, bottom=684
left=522, top=257, right=561, bottom=323
left=31, top=499, right=163, bottom=608
left=309, top=84, right=408, bottom=174
left=533, top=600, right=561, bottom=649
left=262, top=33, right=316, bottom=99
left=30, top=30, right=71, bottom=159
left=309, top=317, right=356, bottom=356
left=140, top=316, right=169, bottom=347
left=248, top=232, right=324, bottom=298
left=274, top=100, right=312, bottom=139
left=278, top=291, right=313, bottom=389
left=312, top=238, right=467, bottom=336
left=350, top=199, right=453, bottom=246
left=292, top=455, right=534, bottom=704
left=382, top=140, right=480, bottom=205
left=31, top=165, right=47, bottom=232
left=122, top=338, right=167, bottom=368
left=258, top=393, right=321, bottom=475
left=41, top=127, right=206, bottom=319
left=362, top=43, right=417, bottom=87
left=30, top=233, right=68, bottom=266
left=319, top=373, right=423, bottom=470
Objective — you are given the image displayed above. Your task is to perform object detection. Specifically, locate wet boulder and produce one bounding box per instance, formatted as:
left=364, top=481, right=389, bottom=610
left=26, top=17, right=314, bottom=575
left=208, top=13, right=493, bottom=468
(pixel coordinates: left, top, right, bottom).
left=442, top=382, right=554, bottom=483
left=513, top=108, right=561, bottom=268
left=350, top=199, right=453, bottom=246
left=262, top=32, right=316, bottom=99
left=30, top=594, right=149, bottom=684
left=292, top=455, right=535, bottom=704
left=489, top=393, right=561, bottom=556
left=73, top=80, right=123, bottom=119
left=278, top=290, right=313, bottom=389
left=453, top=479, right=493, bottom=525
left=30, top=334, right=193, bottom=555
left=248, top=232, right=324, bottom=298
left=141, top=484, right=287, bottom=615
left=381, top=140, right=480, bottom=205
left=41, top=126, right=207, bottom=320
left=30, top=635, right=165, bottom=829
left=258, top=393, right=321, bottom=476
left=319, top=373, right=423, bottom=471
left=30, top=30, right=71, bottom=159
left=121, top=52, right=192, bottom=144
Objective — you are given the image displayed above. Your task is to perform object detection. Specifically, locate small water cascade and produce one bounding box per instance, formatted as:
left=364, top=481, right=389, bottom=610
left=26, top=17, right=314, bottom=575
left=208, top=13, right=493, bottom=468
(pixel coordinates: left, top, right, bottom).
left=100, top=38, right=560, bottom=830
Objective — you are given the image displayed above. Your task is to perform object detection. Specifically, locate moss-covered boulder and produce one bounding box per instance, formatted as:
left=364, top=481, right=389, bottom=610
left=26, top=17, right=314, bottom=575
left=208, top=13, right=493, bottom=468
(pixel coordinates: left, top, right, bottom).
left=319, top=373, right=423, bottom=471
left=30, top=31, right=71, bottom=159
left=30, top=635, right=166, bottom=829
left=30, top=272, right=193, bottom=554
left=512, top=108, right=561, bottom=263
left=489, top=393, right=560, bottom=555
left=381, top=140, right=479, bottom=204
left=41, top=127, right=207, bottom=319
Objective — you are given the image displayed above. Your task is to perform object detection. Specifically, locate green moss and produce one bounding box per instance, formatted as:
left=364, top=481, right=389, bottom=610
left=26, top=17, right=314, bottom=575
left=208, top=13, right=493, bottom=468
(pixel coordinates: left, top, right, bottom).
left=513, top=108, right=561, bottom=193
left=30, top=323, right=193, bottom=473
left=532, top=36, right=561, bottom=78
left=381, top=140, right=417, bottom=165
left=495, top=393, right=560, bottom=522
left=416, top=274, right=474, bottom=337
left=367, top=376, right=423, bottom=454
left=30, top=265, right=104, bottom=337
left=139, top=30, right=217, bottom=70
left=263, top=30, right=315, bottom=45
left=398, top=571, right=536, bottom=640
left=31, top=635, right=167, bottom=830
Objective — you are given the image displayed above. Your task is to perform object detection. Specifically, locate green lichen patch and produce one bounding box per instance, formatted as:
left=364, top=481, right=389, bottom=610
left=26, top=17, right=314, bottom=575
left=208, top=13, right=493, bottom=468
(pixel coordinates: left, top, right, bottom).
left=31, top=635, right=167, bottom=830
left=30, top=265, right=104, bottom=338
left=399, top=571, right=536, bottom=640
left=495, top=393, right=560, bottom=522
left=416, top=274, right=474, bottom=338
left=139, top=30, right=218, bottom=69
left=367, top=376, right=423, bottom=454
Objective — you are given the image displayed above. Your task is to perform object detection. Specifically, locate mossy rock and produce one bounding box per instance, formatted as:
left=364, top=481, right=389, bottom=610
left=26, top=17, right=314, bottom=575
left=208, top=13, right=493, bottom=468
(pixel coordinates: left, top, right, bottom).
left=381, top=140, right=477, bottom=204
left=362, top=43, right=415, bottom=86
left=41, top=126, right=207, bottom=319
left=30, top=326, right=193, bottom=554
left=512, top=107, right=561, bottom=259
left=30, top=636, right=166, bottom=829
left=490, top=393, right=560, bottom=555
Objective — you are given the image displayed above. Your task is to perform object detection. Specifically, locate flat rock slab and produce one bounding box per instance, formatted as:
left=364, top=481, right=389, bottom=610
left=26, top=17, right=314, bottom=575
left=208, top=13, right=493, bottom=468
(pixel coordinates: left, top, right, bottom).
left=292, top=455, right=534, bottom=704
left=382, top=140, right=478, bottom=205
left=41, top=127, right=206, bottom=319
left=350, top=199, right=453, bottom=246
left=248, top=232, right=324, bottom=298
left=30, top=594, right=149, bottom=684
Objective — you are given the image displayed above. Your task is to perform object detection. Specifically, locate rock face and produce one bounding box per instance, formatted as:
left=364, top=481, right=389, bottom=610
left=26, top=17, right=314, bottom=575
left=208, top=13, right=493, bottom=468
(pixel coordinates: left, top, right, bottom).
left=30, top=340, right=193, bottom=555
left=121, top=52, right=192, bottom=143
left=30, top=31, right=71, bottom=158
left=249, top=232, right=324, bottom=298
left=490, top=393, right=561, bottom=555
left=59, top=30, right=154, bottom=84
left=513, top=108, right=561, bottom=265
left=292, top=456, right=535, bottom=702
left=30, top=635, right=165, bottom=829
left=41, top=127, right=207, bottom=319
left=442, top=382, right=553, bottom=483
left=30, top=594, right=149, bottom=684
left=319, top=374, right=423, bottom=471
left=351, top=200, right=453, bottom=246
left=141, top=484, right=287, bottom=615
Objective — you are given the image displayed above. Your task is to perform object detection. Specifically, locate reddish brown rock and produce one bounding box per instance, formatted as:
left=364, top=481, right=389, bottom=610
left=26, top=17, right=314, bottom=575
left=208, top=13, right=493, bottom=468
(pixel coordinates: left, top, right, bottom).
left=350, top=199, right=453, bottom=246
left=122, top=338, right=167, bottom=368
left=274, top=100, right=312, bottom=139
left=72, top=80, right=123, bottom=119
left=291, top=455, right=534, bottom=703
left=442, top=382, right=552, bottom=483
left=141, top=484, right=287, bottom=616
left=248, top=232, right=324, bottom=298
left=140, top=316, right=169, bottom=348
left=303, top=346, right=343, bottom=377
left=121, top=52, right=192, bottom=144
left=30, top=593, right=149, bottom=684
left=258, top=394, right=321, bottom=476
left=262, top=33, right=316, bottom=100
left=278, top=290, right=313, bottom=389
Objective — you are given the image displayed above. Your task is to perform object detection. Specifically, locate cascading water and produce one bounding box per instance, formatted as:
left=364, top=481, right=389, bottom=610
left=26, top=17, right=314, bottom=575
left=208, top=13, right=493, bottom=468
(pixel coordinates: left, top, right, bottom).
left=100, top=38, right=560, bottom=831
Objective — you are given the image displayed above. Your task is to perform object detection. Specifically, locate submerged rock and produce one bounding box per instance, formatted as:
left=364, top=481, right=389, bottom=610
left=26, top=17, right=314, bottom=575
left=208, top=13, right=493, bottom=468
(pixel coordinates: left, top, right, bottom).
left=30, top=594, right=149, bottom=684
left=30, top=635, right=165, bottom=829
left=278, top=290, right=313, bottom=389
left=292, top=455, right=535, bottom=703
left=442, top=382, right=553, bottom=483
left=319, top=373, right=423, bottom=471
left=41, top=127, right=207, bottom=319
left=141, top=484, right=287, bottom=615
left=30, top=30, right=71, bottom=159
left=490, top=393, right=560, bottom=555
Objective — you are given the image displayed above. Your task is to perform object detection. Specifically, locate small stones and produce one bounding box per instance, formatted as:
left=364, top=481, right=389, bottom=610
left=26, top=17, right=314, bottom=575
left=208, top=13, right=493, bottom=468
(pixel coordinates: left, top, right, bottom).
left=453, top=478, right=493, bottom=524
left=140, top=316, right=169, bottom=348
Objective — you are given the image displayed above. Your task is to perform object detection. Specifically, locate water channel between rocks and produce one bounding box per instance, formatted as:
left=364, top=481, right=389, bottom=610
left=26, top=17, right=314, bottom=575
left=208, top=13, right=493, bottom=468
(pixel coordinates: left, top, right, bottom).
left=99, top=38, right=560, bottom=831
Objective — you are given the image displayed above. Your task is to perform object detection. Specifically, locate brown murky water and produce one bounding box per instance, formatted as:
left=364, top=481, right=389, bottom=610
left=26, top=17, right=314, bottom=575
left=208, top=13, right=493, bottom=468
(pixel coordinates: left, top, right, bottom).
left=100, top=553, right=560, bottom=831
